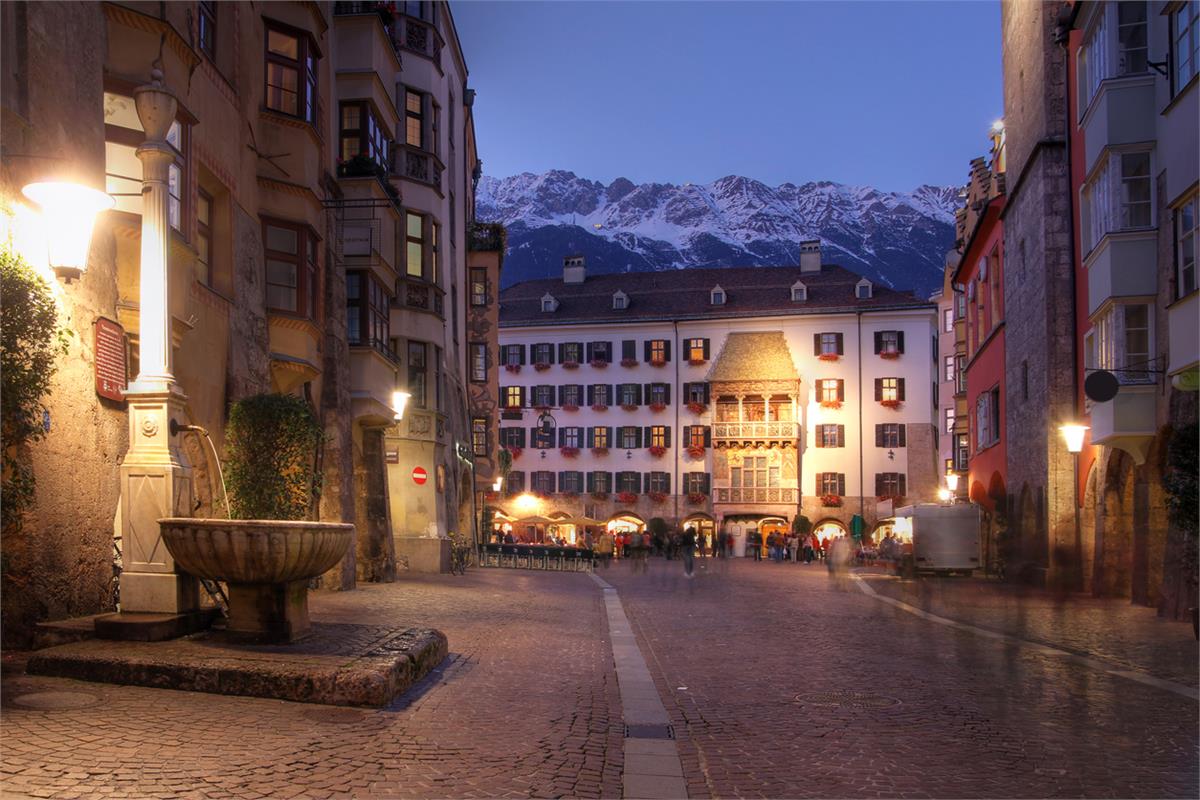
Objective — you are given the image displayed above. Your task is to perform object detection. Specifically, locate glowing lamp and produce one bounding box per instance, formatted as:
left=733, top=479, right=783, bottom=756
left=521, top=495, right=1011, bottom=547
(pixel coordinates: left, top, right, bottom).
left=391, top=390, right=411, bottom=421
left=938, top=488, right=952, bottom=503
left=945, top=472, right=960, bottom=493
left=492, top=478, right=503, bottom=492
left=22, top=181, right=114, bottom=281
left=991, top=119, right=1005, bottom=133
left=1060, top=424, right=1088, bottom=454
left=514, top=493, right=539, bottom=512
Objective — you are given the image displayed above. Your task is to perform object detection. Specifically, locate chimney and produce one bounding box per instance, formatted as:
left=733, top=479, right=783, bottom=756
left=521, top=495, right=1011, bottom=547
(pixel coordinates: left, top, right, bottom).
left=799, top=240, right=822, bottom=273
left=563, top=254, right=586, bottom=284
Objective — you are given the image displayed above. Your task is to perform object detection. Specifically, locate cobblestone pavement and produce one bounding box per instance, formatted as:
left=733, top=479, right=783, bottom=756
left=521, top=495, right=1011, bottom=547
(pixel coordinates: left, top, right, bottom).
left=3, top=561, right=1197, bottom=799
left=1, top=570, right=624, bottom=799
left=859, top=572, right=1199, bottom=686
left=605, top=558, right=1199, bottom=799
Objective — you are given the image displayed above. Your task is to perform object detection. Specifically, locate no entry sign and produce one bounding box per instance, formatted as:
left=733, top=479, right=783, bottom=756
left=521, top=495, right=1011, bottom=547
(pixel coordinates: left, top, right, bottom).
left=412, top=466, right=428, bottom=485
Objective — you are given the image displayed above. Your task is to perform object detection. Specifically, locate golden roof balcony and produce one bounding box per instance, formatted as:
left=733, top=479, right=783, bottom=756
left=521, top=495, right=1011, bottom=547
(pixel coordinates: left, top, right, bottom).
left=711, top=421, right=799, bottom=448
left=713, top=487, right=799, bottom=504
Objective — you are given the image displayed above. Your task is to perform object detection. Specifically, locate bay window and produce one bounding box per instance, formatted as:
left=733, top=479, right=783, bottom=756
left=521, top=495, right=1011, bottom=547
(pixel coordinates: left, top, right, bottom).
left=263, top=218, right=320, bottom=320
left=346, top=270, right=391, bottom=353
left=1177, top=196, right=1197, bottom=298
left=944, top=407, right=956, bottom=434
left=339, top=101, right=390, bottom=166
left=265, top=23, right=318, bottom=124
left=470, top=268, right=488, bottom=306
left=1095, top=303, right=1154, bottom=384
left=1175, top=1, right=1199, bottom=92
left=1082, top=150, right=1153, bottom=253
left=406, top=212, right=426, bottom=278
left=1078, top=2, right=1148, bottom=111
left=470, top=343, right=487, bottom=382
left=975, top=387, right=1000, bottom=450
left=472, top=418, right=488, bottom=456
left=408, top=341, right=428, bottom=408
left=405, top=90, right=424, bottom=149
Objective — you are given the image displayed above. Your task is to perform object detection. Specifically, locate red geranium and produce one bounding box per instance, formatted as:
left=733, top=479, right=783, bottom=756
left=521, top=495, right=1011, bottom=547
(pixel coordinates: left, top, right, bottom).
left=817, top=352, right=840, bottom=362
left=561, top=361, right=580, bottom=370
left=562, top=403, right=579, bottom=412
left=591, top=404, right=609, bottom=412
left=648, top=491, right=667, bottom=503
left=508, top=447, right=523, bottom=460
left=617, top=492, right=638, bottom=504
left=686, top=446, right=706, bottom=459
left=649, top=358, right=667, bottom=367
left=620, top=358, right=638, bottom=368
left=649, top=402, right=667, bottom=412
left=590, top=359, right=609, bottom=368
left=687, top=492, right=708, bottom=505
left=561, top=447, right=580, bottom=458
left=533, top=362, right=551, bottom=371
left=821, top=494, right=842, bottom=507
left=687, top=401, right=708, bottom=415
left=648, top=445, right=667, bottom=458
left=880, top=399, right=903, bottom=409
left=621, top=403, right=639, bottom=412
left=504, top=364, right=521, bottom=374
left=590, top=447, right=609, bottom=456
left=880, top=351, right=900, bottom=360
left=820, top=400, right=842, bottom=410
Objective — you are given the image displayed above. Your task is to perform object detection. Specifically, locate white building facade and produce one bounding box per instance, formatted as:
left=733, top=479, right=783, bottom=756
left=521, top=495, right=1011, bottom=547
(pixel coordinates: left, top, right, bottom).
left=493, top=249, right=940, bottom=551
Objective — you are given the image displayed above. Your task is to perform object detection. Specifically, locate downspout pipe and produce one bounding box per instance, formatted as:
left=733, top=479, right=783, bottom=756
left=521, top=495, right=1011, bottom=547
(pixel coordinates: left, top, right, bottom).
left=858, top=311, right=865, bottom=525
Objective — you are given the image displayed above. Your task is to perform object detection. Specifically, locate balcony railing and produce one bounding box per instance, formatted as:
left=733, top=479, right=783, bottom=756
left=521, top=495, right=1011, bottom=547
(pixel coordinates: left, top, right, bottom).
left=714, top=487, right=798, bottom=504
left=712, top=421, right=798, bottom=442
left=397, top=15, right=441, bottom=62
left=396, top=277, right=444, bottom=317
left=392, top=144, right=443, bottom=191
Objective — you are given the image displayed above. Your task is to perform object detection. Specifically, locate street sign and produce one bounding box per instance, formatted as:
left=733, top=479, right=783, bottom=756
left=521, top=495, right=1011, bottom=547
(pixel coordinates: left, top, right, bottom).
left=412, top=466, right=428, bottom=485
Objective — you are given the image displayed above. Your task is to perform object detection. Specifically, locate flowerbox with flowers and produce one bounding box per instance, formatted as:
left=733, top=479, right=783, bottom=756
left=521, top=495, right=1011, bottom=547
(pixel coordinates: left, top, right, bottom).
left=533, top=362, right=552, bottom=372
left=535, top=405, right=551, bottom=414
left=879, top=351, right=900, bottom=360
left=561, top=361, right=580, bottom=370
left=820, top=494, right=843, bottom=507
left=686, top=445, right=706, bottom=459
left=620, top=403, right=639, bottom=412
left=590, top=447, right=609, bottom=456
left=590, top=359, right=609, bottom=369
left=560, top=447, right=580, bottom=458
left=649, top=402, right=667, bottom=413
left=687, top=401, right=708, bottom=415
left=504, top=364, right=521, bottom=374
left=507, top=447, right=523, bottom=461
left=591, top=491, right=610, bottom=501
left=820, top=400, right=842, bottom=410
left=617, top=492, right=638, bottom=504
left=620, top=358, right=638, bottom=368
left=817, top=352, right=840, bottom=362
left=591, top=404, right=608, bottom=412
left=648, top=445, right=667, bottom=458
left=562, top=403, right=580, bottom=413
left=880, top=399, right=903, bottom=409
left=687, top=492, right=708, bottom=505
left=649, top=358, right=667, bottom=368
left=687, top=357, right=707, bottom=366
left=648, top=491, right=667, bottom=504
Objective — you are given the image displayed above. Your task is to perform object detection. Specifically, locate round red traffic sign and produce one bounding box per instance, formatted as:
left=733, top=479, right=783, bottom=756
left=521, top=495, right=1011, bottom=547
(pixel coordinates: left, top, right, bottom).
left=411, top=466, right=428, bottom=485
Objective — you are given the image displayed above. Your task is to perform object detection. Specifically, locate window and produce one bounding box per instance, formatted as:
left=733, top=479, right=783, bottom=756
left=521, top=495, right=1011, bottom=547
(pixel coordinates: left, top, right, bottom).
left=589, top=471, right=612, bottom=493
left=501, top=344, right=524, bottom=366
left=1079, top=3, right=1147, bottom=109
left=263, top=219, right=320, bottom=319
left=1177, top=196, right=1197, bottom=298
left=1116, top=2, right=1148, bottom=76
left=406, top=212, right=427, bottom=279
left=560, top=427, right=583, bottom=449
left=684, top=382, right=710, bottom=405
left=405, top=89, right=424, bottom=149
left=612, top=292, right=628, bottom=310
left=648, top=426, right=668, bottom=448
left=590, top=426, right=611, bottom=449
left=955, top=434, right=969, bottom=472
left=686, top=426, right=709, bottom=449
left=944, top=407, right=956, bottom=434
left=976, top=387, right=1000, bottom=449
left=472, top=418, right=488, bottom=456
left=618, top=383, right=641, bottom=406
left=1083, top=150, right=1153, bottom=251
left=104, top=90, right=187, bottom=231
left=1175, top=1, right=1199, bottom=91
left=874, top=330, right=903, bottom=354
left=559, top=342, right=583, bottom=364
left=339, top=101, right=390, bottom=166
left=617, top=472, right=640, bottom=494
left=875, top=378, right=904, bottom=403
left=532, top=343, right=554, bottom=365
left=943, top=308, right=954, bottom=333
left=619, top=426, right=641, bottom=449
left=559, top=384, right=582, bottom=407
left=265, top=23, right=317, bottom=123
left=346, top=271, right=390, bottom=352
left=1095, top=303, right=1154, bottom=383
left=470, top=343, right=487, bottom=382
left=587, top=341, right=612, bottom=363
left=876, top=473, right=907, bottom=498
left=816, top=424, right=844, bottom=448
left=499, top=427, right=525, bottom=449
left=646, top=339, right=670, bottom=363
left=819, top=379, right=843, bottom=403
left=647, top=383, right=669, bottom=405
left=408, top=341, right=428, bottom=408
left=196, top=189, right=212, bottom=286
left=816, top=472, right=845, bottom=496
left=955, top=355, right=967, bottom=394
left=590, top=384, right=611, bottom=406
left=684, top=473, right=710, bottom=495
left=532, top=384, right=555, bottom=408
left=541, top=295, right=556, bottom=313
left=791, top=283, right=807, bottom=302
left=710, top=287, right=725, bottom=305
left=815, top=332, right=842, bottom=356
left=856, top=281, right=872, bottom=299
left=198, top=1, right=216, bottom=59
left=955, top=292, right=966, bottom=320
left=646, top=472, right=670, bottom=494
left=944, top=355, right=956, bottom=383
left=687, top=338, right=709, bottom=361
left=559, top=471, right=583, bottom=494
left=876, top=423, right=906, bottom=448
left=731, top=456, right=779, bottom=489
left=505, top=471, right=525, bottom=495
left=532, top=471, right=555, bottom=495
left=470, top=268, right=488, bottom=306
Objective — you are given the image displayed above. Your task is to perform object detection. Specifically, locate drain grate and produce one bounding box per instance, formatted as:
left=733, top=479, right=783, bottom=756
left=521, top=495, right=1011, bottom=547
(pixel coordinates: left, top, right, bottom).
left=625, top=723, right=675, bottom=740
left=794, top=691, right=900, bottom=709
left=300, top=707, right=368, bottom=725
left=11, top=691, right=102, bottom=711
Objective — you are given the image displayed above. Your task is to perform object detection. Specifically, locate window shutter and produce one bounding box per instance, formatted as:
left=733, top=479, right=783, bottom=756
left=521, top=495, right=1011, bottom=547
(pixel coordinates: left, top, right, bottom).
left=518, top=428, right=526, bottom=448
left=683, top=425, right=691, bottom=445
left=609, top=385, right=616, bottom=406
left=875, top=473, right=883, bottom=496
left=663, top=341, right=671, bottom=361
left=499, top=386, right=506, bottom=407
left=558, top=471, right=565, bottom=490
left=664, top=427, right=671, bottom=447
left=585, top=426, right=594, bottom=447
left=873, top=332, right=882, bottom=354
left=642, top=426, right=651, bottom=448
left=643, top=340, right=651, bottom=361
left=815, top=472, right=824, bottom=494
left=548, top=472, right=556, bottom=493
left=703, top=426, right=712, bottom=447
left=557, top=343, right=565, bottom=363
left=557, top=428, right=565, bottom=447
left=898, top=378, right=906, bottom=401
left=642, top=383, right=651, bottom=404
left=519, top=345, right=526, bottom=365
left=899, top=474, right=907, bottom=496
left=837, top=424, right=845, bottom=447
left=897, top=331, right=905, bottom=354
left=813, top=333, right=821, bottom=355
left=586, top=385, right=595, bottom=406
left=875, top=424, right=884, bottom=447
left=837, top=474, right=845, bottom=496
left=635, top=384, right=643, bottom=405
left=586, top=471, right=595, bottom=492
left=573, top=342, right=583, bottom=361
left=836, top=333, right=844, bottom=355
left=663, top=473, right=671, bottom=493
left=874, top=379, right=882, bottom=402
left=681, top=382, right=691, bottom=404
left=702, top=473, right=711, bottom=494
left=663, top=384, right=671, bottom=404
left=815, top=425, right=824, bottom=448
left=837, top=380, right=845, bottom=402
left=518, top=387, right=527, bottom=407
left=547, top=344, right=556, bottom=364
left=702, top=339, right=710, bottom=359
left=585, top=342, right=594, bottom=362
left=703, top=383, right=711, bottom=404
left=898, top=424, right=907, bottom=447
left=605, top=426, right=613, bottom=446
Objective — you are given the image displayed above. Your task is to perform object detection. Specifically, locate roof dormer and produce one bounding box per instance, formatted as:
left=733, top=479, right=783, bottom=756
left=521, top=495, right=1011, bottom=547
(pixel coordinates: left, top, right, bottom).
left=791, top=280, right=807, bottom=302
left=612, top=290, right=628, bottom=310
left=541, top=293, right=559, bottom=313
left=710, top=285, right=726, bottom=305
left=855, top=278, right=873, bottom=300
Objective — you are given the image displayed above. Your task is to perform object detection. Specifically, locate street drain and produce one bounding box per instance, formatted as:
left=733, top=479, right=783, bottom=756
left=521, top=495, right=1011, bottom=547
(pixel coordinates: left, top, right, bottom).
left=625, top=723, right=674, bottom=739
left=300, top=707, right=368, bottom=725
left=11, top=691, right=101, bottom=710
left=794, top=691, right=900, bottom=709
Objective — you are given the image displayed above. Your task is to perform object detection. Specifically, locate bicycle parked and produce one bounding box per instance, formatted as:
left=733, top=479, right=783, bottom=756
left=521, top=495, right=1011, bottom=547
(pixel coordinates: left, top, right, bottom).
left=449, top=533, right=473, bottom=576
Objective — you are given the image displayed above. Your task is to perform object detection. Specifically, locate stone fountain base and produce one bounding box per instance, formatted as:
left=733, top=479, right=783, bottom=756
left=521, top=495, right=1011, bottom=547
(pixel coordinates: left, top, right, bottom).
left=226, top=581, right=311, bottom=644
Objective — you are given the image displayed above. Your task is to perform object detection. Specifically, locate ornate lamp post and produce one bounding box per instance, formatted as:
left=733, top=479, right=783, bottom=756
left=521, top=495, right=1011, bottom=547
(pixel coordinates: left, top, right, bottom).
left=116, top=65, right=198, bottom=617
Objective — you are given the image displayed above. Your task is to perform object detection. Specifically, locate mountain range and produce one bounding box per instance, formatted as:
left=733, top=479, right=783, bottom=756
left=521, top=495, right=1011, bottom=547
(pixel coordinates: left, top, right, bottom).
left=475, top=170, right=961, bottom=299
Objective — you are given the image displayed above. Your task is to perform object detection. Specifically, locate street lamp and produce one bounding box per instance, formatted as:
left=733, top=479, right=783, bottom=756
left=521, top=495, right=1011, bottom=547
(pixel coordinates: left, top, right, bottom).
left=492, top=478, right=503, bottom=492
left=1060, top=424, right=1088, bottom=453
left=1059, top=424, right=1088, bottom=592
left=938, top=488, right=952, bottom=503
left=945, top=471, right=960, bottom=494
left=391, top=390, right=411, bottom=421
left=21, top=181, right=114, bottom=281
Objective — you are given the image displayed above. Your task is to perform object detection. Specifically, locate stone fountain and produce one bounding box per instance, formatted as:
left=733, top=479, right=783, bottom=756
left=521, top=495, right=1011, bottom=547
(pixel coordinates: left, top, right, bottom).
left=159, top=518, right=353, bottom=643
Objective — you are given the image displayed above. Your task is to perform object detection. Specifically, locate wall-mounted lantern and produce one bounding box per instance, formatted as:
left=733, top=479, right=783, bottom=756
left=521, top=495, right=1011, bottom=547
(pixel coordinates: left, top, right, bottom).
left=21, top=181, right=114, bottom=281
left=392, top=390, right=411, bottom=421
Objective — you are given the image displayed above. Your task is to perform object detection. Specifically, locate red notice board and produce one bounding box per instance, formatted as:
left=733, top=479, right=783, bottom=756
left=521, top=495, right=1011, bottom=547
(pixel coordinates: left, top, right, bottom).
left=94, top=317, right=127, bottom=402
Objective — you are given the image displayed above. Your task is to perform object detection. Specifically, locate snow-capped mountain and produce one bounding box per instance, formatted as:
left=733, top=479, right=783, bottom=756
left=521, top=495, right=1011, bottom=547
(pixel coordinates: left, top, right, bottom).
left=476, top=170, right=960, bottom=298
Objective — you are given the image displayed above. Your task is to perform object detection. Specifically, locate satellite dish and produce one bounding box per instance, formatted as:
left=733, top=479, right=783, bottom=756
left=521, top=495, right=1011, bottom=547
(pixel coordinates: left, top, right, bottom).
left=1084, top=370, right=1120, bottom=403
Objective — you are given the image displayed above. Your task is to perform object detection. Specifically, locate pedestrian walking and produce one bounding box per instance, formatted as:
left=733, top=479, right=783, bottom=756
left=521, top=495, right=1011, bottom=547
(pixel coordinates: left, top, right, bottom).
left=597, top=531, right=614, bottom=568
left=749, top=529, right=763, bottom=561
left=681, top=526, right=697, bottom=578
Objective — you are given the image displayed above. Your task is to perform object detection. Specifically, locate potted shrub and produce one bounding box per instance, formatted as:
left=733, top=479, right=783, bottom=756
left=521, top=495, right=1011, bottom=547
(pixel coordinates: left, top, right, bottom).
left=159, top=393, right=353, bottom=644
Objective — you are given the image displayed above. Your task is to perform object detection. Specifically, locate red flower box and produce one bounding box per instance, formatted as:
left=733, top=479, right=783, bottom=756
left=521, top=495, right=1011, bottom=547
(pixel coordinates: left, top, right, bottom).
left=535, top=405, right=551, bottom=414
left=590, top=359, right=609, bottom=369
left=817, top=352, right=840, bottom=362
left=820, top=400, right=842, bottom=410
left=687, top=401, right=708, bottom=415
left=649, top=402, right=667, bottom=412
left=880, top=351, right=900, bottom=360
left=534, top=362, right=552, bottom=371
left=561, top=447, right=580, bottom=458
left=617, top=492, right=638, bottom=504
left=562, top=403, right=580, bottom=412
left=508, top=447, right=523, bottom=460
left=686, top=446, right=706, bottom=459
left=621, top=403, right=639, bottom=412
left=648, top=491, right=667, bottom=503
left=687, top=358, right=706, bottom=366
left=620, top=358, right=638, bottom=368
left=561, top=361, right=580, bottom=370
left=687, top=492, right=708, bottom=505
left=821, top=494, right=842, bottom=507
left=591, top=404, right=609, bottom=412
left=591, top=491, right=610, bottom=500
left=648, top=445, right=667, bottom=458
left=649, top=358, right=667, bottom=368
left=590, top=447, right=609, bottom=456
left=880, top=399, right=903, bottom=409
left=504, top=364, right=521, bottom=374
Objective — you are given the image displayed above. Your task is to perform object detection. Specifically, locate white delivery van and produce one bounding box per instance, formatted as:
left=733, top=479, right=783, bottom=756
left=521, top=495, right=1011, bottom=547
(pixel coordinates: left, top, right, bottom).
left=891, top=503, right=981, bottom=575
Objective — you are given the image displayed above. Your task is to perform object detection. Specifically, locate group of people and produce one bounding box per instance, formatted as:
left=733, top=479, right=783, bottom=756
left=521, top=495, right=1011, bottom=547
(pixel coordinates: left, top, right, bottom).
left=745, top=530, right=827, bottom=563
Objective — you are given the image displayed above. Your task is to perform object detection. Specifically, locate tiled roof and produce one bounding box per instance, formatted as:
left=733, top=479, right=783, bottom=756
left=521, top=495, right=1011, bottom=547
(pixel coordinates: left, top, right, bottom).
left=499, top=264, right=932, bottom=327
left=708, top=332, right=798, bottom=382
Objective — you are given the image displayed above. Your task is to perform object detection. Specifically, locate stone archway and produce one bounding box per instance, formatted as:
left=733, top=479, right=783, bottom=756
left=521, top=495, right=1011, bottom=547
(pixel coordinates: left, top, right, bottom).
left=1096, top=450, right=1135, bottom=598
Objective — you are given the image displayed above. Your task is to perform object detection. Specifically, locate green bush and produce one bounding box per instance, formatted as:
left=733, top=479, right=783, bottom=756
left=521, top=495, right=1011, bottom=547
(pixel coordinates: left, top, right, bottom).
left=1, top=246, right=69, bottom=529
left=224, top=393, right=323, bottom=520
left=791, top=515, right=813, bottom=537
left=1165, top=423, right=1198, bottom=537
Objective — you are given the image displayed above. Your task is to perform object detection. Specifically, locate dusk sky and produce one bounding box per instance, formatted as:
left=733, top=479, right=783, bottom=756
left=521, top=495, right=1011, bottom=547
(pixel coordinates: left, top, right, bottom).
left=454, top=1, right=1002, bottom=193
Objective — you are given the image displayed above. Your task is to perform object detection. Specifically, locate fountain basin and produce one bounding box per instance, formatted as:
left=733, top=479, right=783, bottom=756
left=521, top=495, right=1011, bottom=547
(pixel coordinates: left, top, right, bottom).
left=159, top=518, right=354, bottom=643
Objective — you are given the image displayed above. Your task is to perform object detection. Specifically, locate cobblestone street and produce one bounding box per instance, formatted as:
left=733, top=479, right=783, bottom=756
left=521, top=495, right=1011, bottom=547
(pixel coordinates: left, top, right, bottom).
left=3, top=561, right=1198, bottom=799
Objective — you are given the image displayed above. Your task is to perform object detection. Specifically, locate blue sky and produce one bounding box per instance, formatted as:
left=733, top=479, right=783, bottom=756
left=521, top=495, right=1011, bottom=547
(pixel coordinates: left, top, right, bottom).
left=452, top=1, right=1002, bottom=193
